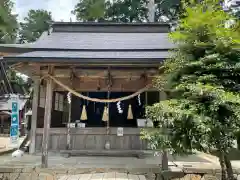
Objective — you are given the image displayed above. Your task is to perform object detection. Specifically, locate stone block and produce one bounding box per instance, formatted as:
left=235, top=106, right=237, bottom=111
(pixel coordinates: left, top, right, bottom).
left=73, top=168, right=92, bottom=174
left=145, top=173, right=155, bottom=180
left=183, top=167, right=214, bottom=174
left=0, top=173, right=10, bottom=180
left=179, top=174, right=201, bottom=180
left=108, top=168, right=127, bottom=174
left=48, top=168, right=68, bottom=175
left=201, top=174, right=219, bottom=180
left=17, top=173, right=31, bottom=180
left=0, top=168, right=15, bottom=173
left=162, top=167, right=184, bottom=180
left=9, top=173, right=21, bottom=180
left=21, top=167, right=34, bottom=173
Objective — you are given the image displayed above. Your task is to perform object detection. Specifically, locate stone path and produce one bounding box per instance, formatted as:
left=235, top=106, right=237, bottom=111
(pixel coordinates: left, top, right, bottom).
left=0, top=136, right=25, bottom=154
left=57, top=173, right=146, bottom=180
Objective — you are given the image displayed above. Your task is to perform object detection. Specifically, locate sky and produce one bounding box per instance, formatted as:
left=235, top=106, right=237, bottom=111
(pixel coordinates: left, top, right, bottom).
left=14, top=0, right=239, bottom=22
left=14, top=0, right=78, bottom=21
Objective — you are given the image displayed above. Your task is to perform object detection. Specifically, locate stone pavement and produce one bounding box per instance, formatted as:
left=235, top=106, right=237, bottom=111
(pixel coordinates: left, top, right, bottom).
left=0, top=152, right=239, bottom=180
left=0, top=136, right=25, bottom=154
left=57, top=173, right=146, bottom=180
left=0, top=152, right=214, bottom=168
left=0, top=152, right=224, bottom=179
left=0, top=137, right=14, bottom=154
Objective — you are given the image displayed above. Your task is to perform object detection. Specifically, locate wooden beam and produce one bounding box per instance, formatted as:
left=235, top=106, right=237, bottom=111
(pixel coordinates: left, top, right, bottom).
left=28, top=62, right=160, bottom=68
left=53, top=77, right=154, bottom=92
left=29, top=77, right=40, bottom=154
left=41, top=66, right=54, bottom=168
left=13, top=63, right=41, bottom=77
left=40, top=68, right=158, bottom=78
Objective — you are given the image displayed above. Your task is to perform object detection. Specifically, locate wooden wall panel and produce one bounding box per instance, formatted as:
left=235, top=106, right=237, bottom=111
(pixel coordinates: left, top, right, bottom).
left=35, top=128, right=148, bottom=151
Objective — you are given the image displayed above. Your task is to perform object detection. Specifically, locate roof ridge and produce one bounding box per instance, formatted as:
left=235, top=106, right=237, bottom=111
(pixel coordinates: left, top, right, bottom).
left=52, top=22, right=170, bottom=33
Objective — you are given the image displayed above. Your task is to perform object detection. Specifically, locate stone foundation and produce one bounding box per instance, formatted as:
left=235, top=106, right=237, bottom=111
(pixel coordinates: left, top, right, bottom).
left=0, top=166, right=239, bottom=180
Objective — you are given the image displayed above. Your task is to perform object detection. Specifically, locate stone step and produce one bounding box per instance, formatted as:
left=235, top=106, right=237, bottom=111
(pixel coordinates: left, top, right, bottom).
left=60, top=149, right=152, bottom=158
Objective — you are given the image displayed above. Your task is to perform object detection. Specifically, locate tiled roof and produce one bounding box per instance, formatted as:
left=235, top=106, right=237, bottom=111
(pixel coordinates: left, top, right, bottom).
left=31, top=32, right=174, bottom=50
left=1, top=22, right=175, bottom=64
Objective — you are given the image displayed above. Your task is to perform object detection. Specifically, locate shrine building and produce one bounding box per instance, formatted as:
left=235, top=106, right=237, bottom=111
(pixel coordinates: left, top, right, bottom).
left=0, top=22, right=174, bottom=165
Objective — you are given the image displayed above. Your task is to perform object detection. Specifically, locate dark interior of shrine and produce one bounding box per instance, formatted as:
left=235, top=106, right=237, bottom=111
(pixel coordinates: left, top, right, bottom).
left=37, top=91, right=159, bottom=128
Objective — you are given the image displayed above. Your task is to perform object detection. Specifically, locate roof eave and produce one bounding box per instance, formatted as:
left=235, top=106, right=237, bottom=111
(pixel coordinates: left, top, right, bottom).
left=4, top=56, right=164, bottom=65
left=0, top=45, right=32, bottom=54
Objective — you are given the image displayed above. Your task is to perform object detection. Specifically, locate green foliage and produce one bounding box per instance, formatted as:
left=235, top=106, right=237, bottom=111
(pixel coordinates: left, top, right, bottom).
left=104, top=0, right=148, bottom=22
left=143, top=0, right=240, bottom=158
left=72, top=0, right=181, bottom=23
left=7, top=69, right=31, bottom=94
left=18, top=9, right=53, bottom=43
left=0, top=0, right=18, bottom=43
left=155, top=0, right=181, bottom=23
left=72, top=0, right=105, bottom=22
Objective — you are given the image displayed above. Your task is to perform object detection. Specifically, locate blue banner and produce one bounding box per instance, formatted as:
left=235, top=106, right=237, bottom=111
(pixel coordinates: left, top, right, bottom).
left=10, top=124, right=19, bottom=137
left=10, top=96, right=20, bottom=147
left=11, top=113, right=19, bottom=125
left=12, top=102, right=18, bottom=113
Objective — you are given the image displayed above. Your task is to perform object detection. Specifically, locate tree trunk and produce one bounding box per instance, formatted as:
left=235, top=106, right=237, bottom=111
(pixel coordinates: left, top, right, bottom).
left=224, top=154, right=235, bottom=180
left=219, top=151, right=228, bottom=180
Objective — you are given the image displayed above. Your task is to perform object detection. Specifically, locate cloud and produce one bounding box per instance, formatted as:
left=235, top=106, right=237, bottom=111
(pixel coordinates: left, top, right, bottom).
left=15, top=0, right=77, bottom=21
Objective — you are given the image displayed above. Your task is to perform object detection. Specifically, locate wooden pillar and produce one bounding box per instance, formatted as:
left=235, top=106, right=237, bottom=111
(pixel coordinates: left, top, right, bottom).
left=41, top=66, right=54, bottom=168
left=0, top=116, right=4, bottom=134
left=29, top=77, right=40, bottom=154
left=66, top=94, right=72, bottom=150
left=67, top=73, right=74, bottom=150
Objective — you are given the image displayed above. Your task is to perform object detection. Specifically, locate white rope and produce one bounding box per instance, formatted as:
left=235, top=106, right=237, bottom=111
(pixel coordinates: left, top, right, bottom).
left=42, top=74, right=151, bottom=103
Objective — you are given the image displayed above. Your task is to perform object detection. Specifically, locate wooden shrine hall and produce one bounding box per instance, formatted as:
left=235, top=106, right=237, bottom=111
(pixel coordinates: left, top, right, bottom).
left=0, top=22, right=174, bottom=167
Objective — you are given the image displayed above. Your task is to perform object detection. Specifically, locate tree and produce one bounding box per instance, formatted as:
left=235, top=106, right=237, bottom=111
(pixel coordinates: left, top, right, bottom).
left=72, top=0, right=181, bottom=23
left=223, top=0, right=240, bottom=19
left=142, top=0, right=240, bottom=179
left=104, top=0, right=148, bottom=22
left=18, top=9, right=53, bottom=43
left=0, top=0, right=18, bottom=43
left=7, top=70, right=31, bottom=94
left=155, top=0, right=180, bottom=23
left=72, top=0, right=105, bottom=22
